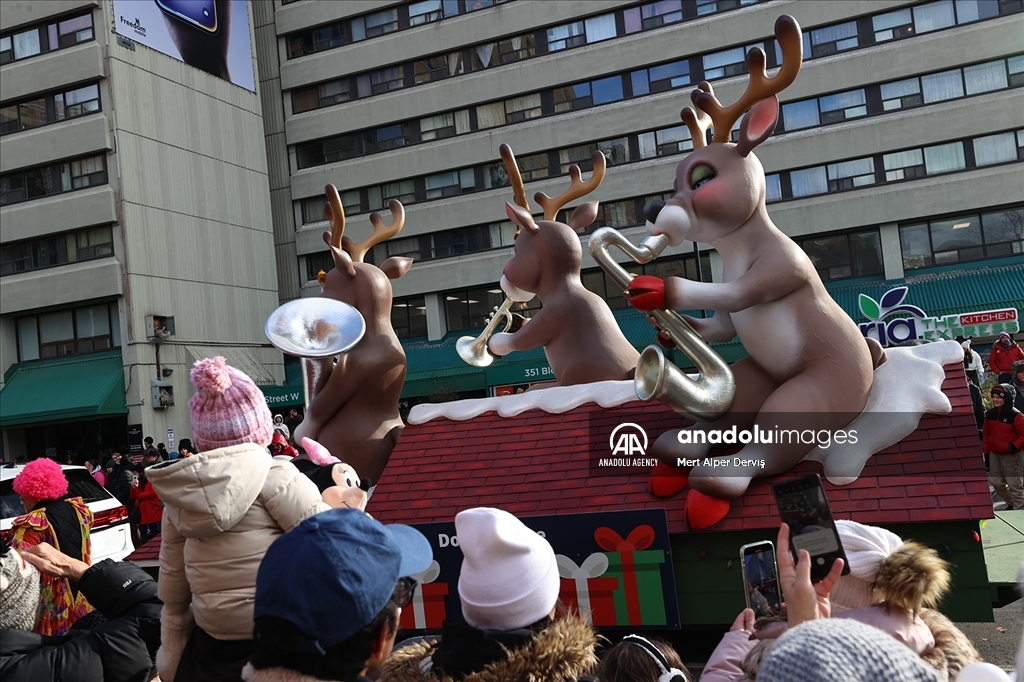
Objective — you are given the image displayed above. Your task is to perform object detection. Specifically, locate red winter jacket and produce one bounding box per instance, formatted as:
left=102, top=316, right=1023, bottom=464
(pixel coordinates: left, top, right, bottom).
left=982, top=409, right=1024, bottom=455
left=130, top=480, right=163, bottom=524
left=989, top=344, right=1024, bottom=375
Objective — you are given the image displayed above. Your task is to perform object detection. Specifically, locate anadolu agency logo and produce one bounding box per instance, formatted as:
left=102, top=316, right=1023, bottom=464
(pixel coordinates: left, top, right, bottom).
left=120, top=16, right=147, bottom=37
left=609, top=423, right=648, bottom=457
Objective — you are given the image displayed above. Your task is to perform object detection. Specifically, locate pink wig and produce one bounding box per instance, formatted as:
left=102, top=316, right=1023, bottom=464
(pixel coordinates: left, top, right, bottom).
left=13, top=458, right=68, bottom=501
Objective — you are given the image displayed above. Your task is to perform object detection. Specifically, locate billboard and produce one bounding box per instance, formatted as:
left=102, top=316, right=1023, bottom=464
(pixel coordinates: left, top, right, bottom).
left=113, top=0, right=255, bottom=92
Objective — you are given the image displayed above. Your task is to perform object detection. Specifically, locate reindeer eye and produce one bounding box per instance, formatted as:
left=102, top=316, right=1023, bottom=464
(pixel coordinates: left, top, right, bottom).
left=690, top=164, right=716, bottom=189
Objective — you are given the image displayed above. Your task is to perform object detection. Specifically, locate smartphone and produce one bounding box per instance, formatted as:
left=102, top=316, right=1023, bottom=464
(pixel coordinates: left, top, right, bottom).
left=740, top=541, right=781, bottom=618
left=771, top=474, right=850, bottom=581
left=156, top=0, right=219, bottom=33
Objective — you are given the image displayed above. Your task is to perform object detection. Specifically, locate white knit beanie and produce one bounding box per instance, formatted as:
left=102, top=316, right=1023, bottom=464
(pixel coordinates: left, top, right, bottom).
left=456, top=507, right=560, bottom=631
left=830, top=519, right=904, bottom=612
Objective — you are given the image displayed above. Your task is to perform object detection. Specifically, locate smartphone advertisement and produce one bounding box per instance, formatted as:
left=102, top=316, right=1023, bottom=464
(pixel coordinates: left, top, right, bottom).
left=113, top=0, right=255, bottom=92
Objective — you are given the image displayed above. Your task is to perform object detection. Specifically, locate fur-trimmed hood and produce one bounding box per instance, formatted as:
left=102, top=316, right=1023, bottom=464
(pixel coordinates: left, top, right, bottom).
left=379, top=616, right=599, bottom=682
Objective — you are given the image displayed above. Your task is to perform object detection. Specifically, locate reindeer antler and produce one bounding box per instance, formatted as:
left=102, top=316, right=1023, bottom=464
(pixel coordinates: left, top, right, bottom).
left=693, top=15, right=802, bottom=144
left=681, top=83, right=714, bottom=150
left=343, top=200, right=405, bottom=263
left=324, top=184, right=346, bottom=249
left=535, top=151, right=606, bottom=221
left=499, top=143, right=532, bottom=213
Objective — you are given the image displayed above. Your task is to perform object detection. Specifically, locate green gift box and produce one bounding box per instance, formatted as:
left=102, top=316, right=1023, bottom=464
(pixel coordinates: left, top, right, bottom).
left=604, top=549, right=668, bottom=626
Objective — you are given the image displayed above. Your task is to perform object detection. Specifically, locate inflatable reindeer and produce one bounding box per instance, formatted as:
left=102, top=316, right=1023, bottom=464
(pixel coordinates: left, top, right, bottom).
left=487, top=144, right=640, bottom=385
left=626, top=16, right=885, bottom=508
left=292, top=185, right=411, bottom=484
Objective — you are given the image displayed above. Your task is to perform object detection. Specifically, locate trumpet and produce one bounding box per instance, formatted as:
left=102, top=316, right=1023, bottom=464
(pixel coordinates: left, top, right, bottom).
left=456, top=297, right=517, bottom=368
left=588, top=228, right=735, bottom=422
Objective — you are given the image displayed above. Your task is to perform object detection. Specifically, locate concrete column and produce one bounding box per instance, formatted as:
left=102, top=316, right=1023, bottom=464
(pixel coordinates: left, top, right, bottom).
left=879, top=222, right=905, bottom=282
left=425, top=292, right=447, bottom=341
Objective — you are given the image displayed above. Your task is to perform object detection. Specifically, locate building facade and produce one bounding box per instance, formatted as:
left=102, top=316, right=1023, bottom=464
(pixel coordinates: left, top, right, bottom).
left=1, top=0, right=281, bottom=460
left=257, top=0, right=1023, bottom=402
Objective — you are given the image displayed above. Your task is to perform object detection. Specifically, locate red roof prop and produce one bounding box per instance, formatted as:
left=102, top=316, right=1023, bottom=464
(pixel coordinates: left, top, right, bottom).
left=371, top=363, right=991, bottom=533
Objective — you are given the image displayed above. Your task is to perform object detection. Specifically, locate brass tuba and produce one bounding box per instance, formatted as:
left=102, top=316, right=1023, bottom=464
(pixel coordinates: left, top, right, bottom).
left=588, top=228, right=735, bottom=421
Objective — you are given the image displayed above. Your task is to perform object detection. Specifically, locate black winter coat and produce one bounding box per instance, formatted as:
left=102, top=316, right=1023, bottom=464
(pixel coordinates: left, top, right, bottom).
left=0, top=559, right=162, bottom=682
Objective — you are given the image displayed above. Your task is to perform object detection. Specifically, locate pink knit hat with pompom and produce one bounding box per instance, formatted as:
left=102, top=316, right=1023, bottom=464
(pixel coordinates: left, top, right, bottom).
left=189, top=356, right=274, bottom=452
left=13, top=458, right=68, bottom=501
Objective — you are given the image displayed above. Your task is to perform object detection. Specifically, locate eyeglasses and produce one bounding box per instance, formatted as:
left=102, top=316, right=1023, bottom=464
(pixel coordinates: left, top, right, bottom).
left=391, top=576, right=418, bottom=609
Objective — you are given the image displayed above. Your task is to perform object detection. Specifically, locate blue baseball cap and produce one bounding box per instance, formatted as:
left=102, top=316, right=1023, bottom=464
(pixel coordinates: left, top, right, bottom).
left=254, top=508, right=432, bottom=650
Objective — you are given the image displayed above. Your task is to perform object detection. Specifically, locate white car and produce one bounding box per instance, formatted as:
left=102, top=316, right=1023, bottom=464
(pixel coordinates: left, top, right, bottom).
left=1, top=463, right=134, bottom=563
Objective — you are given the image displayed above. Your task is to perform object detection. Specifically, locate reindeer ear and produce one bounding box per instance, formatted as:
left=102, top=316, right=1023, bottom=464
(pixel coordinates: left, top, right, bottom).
left=380, top=256, right=413, bottom=280
left=505, top=202, right=538, bottom=233
left=329, top=244, right=357, bottom=278
left=567, top=201, right=599, bottom=232
left=737, top=95, right=779, bottom=157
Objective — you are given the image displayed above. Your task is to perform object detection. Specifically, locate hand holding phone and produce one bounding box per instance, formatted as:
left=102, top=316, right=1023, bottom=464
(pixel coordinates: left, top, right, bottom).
left=739, top=540, right=781, bottom=619
left=777, top=522, right=844, bottom=627
left=771, top=474, right=850, bottom=582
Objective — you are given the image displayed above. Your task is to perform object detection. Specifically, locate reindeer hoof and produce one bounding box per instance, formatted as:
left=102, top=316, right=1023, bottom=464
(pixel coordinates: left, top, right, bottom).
left=684, top=489, right=731, bottom=530
left=647, top=462, right=689, bottom=498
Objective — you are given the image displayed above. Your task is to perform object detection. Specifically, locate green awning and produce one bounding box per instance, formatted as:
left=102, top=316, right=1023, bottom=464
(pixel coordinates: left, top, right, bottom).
left=402, top=364, right=487, bottom=399
left=0, top=351, right=127, bottom=428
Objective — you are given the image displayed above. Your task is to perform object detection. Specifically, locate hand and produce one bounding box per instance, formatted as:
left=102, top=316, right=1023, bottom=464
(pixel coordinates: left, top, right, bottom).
left=752, top=620, right=789, bottom=641
left=21, top=542, right=90, bottom=581
left=488, top=332, right=515, bottom=358
left=651, top=323, right=677, bottom=350
left=625, top=275, right=666, bottom=312
left=776, top=523, right=844, bottom=627
left=730, top=608, right=755, bottom=633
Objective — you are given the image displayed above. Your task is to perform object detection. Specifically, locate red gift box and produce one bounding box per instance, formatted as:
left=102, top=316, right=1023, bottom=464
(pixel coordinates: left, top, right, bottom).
left=399, top=560, right=449, bottom=630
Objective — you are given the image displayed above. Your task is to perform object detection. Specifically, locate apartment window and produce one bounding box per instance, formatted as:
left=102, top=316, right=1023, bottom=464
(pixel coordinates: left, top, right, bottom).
left=420, top=110, right=470, bottom=140
left=476, top=94, right=541, bottom=128
left=789, top=166, right=828, bottom=198
left=409, top=0, right=444, bottom=25
left=826, top=158, right=876, bottom=191
left=292, top=80, right=348, bottom=114
left=638, top=124, right=693, bottom=159
left=296, top=133, right=359, bottom=169
left=954, top=0, right=1001, bottom=22
left=0, top=12, right=93, bottom=65
left=696, top=0, right=757, bottom=16
left=424, top=169, right=476, bottom=199
left=392, top=296, right=428, bottom=339
left=484, top=151, right=550, bottom=189
left=922, top=70, right=965, bottom=103
left=964, top=60, right=1008, bottom=94
left=1011, top=56, right=1024, bottom=86
left=624, top=1, right=684, bottom=33
left=632, top=59, right=690, bottom=96
left=914, top=0, right=957, bottom=32
left=415, top=55, right=456, bottom=84
left=900, top=207, right=1023, bottom=269
left=368, top=180, right=416, bottom=210
left=973, top=130, right=1022, bottom=165
left=883, top=149, right=927, bottom=181
left=799, top=230, right=883, bottom=281
left=305, top=251, right=334, bottom=281
left=352, top=8, right=398, bottom=41
left=554, top=83, right=593, bottom=113
left=703, top=46, right=748, bottom=79
left=1, top=225, right=113, bottom=276
left=808, top=21, right=858, bottom=57
left=781, top=99, right=819, bottom=131
left=300, top=196, right=328, bottom=226
left=765, top=174, right=782, bottom=202
left=591, top=199, right=639, bottom=231
left=362, top=123, right=411, bottom=153
left=584, top=14, right=618, bottom=43
left=367, top=66, right=405, bottom=95
left=782, top=88, right=865, bottom=131
left=923, top=141, right=966, bottom=174
left=0, top=153, right=107, bottom=206
left=872, top=8, right=914, bottom=41
left=431, top=225, right=490, bottom=258
left=17, top=301, right=119, bottom=361
left=546, top=21, right=585, bottom=52
left=497, top=33, right=535, bottom=64
left=446, top=285, right=511, bottom=331
left=881, top=78, right=923, bottom=111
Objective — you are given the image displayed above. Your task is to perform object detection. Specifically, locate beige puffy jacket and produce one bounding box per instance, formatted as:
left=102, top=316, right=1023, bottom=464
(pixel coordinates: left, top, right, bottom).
left=147, top=443, right=329, bottom=681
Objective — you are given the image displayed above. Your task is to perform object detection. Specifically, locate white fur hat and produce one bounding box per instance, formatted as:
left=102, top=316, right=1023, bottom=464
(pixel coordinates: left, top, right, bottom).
left=830, top=519, right=904, bottom=611
left=456, top=507, right=560, bottom=631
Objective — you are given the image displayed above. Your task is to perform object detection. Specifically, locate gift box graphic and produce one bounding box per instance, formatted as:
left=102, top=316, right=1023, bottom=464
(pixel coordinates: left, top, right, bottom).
left=557, top=553, right=619, bottom=626
left=595, top=525, right=668, bottom=626
left=399, top=560, right=448, bottom=630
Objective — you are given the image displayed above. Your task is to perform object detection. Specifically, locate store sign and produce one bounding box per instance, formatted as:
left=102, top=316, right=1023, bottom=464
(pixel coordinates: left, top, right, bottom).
left=858, top=287, right=1019, bottom=346
left=406, top=509, right=679, bottom=631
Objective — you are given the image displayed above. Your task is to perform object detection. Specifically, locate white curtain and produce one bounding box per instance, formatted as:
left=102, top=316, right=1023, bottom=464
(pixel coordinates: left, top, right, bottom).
left=790, top=166, right=828, bottom=197
left=921, top=70, right=964, bottom=103
left=973, top=132, right=1016, bottom=166
left=585, top=14, right=617, bottom=43
left=923, top=142, right=965, bottom=173
left=964, top=60, right=1007, bottom=95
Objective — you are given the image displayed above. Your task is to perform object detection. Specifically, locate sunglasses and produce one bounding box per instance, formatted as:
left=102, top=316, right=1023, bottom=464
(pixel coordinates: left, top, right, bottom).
left=391, top=576, right=418, bottom=609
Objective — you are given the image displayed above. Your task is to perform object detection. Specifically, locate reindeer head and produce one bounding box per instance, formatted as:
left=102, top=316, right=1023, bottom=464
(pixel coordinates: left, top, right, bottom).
left=649, top=15, right=802, bottom=246
left=320, top=185, right=412, bottom=327
left=499, top=143, right=605, bottom=301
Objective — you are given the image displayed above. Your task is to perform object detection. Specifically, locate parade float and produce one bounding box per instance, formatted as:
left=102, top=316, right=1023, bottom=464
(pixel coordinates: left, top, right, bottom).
left=366, top=15, right=1004, bottom=637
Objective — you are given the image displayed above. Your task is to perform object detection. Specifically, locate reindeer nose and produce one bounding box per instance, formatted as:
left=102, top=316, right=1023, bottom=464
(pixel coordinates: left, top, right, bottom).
left=644, top=199, right=665, bottom=224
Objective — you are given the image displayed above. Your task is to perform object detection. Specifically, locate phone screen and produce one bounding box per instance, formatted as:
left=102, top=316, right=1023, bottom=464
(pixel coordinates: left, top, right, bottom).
left=741, top=541, right=781, bottom=618
left=156, top=0, right=219, bottom=33
left=772, top=474, right=850, bottom=581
